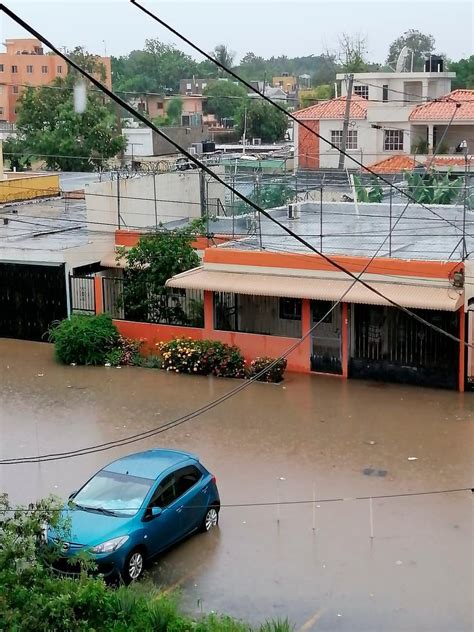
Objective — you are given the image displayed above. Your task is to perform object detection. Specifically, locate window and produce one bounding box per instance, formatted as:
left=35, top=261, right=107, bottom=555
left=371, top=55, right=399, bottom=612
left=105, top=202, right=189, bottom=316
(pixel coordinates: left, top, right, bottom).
left=202, top=82, right=207, bottom=89
left=312, top=300, right=335, bottom=324
left=0, top=107, right=4, bottom=115
left=149, top=473, right=177, bottom=508
left=382, top=84, right=389, bottom=102
left=0, top=64, right=5, bottom=72
left=330, top=129, right=358, bottom=150
left=11, top=65, right=18, bottom=74
left=26, top=65, right=33, bottom=74
left=41, top=65, right=48, bottom=74
left=186, top=82, right=192, bottom=90
left=57, top=65, right=62, bottom=74
left=354, top=85, right=369, bottom=99
left=175, top=466, right=202, bottom=497
left=12, top=86, right=19, bottom=94
left=384, top=129, right=404, bottom=151
left=279, top=298, right=302, bottom=321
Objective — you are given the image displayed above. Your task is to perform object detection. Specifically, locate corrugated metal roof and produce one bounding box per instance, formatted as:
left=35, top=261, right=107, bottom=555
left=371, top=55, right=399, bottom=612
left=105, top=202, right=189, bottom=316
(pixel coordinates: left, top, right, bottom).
left=167, top=268, right=463, bottom=311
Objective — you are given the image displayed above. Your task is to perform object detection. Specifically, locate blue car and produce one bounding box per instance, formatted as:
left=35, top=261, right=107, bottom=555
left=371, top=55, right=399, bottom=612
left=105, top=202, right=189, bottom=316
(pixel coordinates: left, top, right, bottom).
left=49, top=449, right=220, bottom=582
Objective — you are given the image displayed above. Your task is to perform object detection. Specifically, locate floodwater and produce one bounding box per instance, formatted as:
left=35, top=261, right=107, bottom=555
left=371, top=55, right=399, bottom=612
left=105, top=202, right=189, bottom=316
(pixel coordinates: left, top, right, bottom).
left=0, top=339, right=473, bottom=631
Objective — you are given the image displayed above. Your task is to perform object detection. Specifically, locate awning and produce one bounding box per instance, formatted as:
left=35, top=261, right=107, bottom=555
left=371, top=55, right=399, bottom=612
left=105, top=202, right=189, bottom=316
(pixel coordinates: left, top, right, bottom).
left=166, top=268, right=463, bottom=311
left=101, top=253, right=127, bottom=269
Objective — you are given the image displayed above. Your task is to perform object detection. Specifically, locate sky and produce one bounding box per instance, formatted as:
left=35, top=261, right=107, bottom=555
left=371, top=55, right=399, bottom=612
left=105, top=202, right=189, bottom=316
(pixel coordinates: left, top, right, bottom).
left=0, top=0, right=472, bottom=62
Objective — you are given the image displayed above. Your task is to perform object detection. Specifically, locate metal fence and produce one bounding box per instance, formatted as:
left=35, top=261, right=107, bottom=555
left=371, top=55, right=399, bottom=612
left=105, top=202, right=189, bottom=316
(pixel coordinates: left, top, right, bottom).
left=102, top=276, right=204, bottom=327
left=69, top=275, right=95, bottom=314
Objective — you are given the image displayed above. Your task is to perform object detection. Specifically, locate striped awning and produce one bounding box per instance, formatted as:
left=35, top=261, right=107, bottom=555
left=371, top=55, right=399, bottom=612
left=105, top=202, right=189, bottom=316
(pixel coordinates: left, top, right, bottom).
left=166, top=267, right=463, bottom=311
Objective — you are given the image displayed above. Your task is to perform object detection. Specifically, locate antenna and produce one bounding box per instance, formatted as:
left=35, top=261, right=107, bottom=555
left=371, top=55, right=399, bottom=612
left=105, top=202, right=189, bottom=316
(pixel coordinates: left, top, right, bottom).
left=395, top=46, right=410, bottom=73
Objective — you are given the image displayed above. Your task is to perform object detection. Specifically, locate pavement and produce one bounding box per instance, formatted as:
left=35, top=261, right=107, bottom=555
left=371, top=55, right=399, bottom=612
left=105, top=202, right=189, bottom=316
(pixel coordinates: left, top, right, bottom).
left=0, top=339, right=473, bottom=631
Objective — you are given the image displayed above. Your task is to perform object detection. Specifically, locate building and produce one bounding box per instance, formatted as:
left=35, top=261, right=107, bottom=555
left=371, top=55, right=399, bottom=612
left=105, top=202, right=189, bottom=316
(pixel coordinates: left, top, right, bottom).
left=122, top=125, right=211, bottom=158
left=180, top=78, right=214, bottom=95
left=248, top=83, right=288, bottom=104
left=295, top=66, right=462, bottom=169
left=0, top=38, right=112, bottom=122
left=273, top=74, right=297, bottom=93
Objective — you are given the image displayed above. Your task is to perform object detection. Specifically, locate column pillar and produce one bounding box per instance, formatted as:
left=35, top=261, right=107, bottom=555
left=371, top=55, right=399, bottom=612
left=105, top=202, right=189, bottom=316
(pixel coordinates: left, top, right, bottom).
left=427, top=124, right=434, bottom=155
left=302, top=298, right=312, bottom=372
left=94, top=275, right=103, bottom=315
left=459, top=305, right=465, bottom=393
left=203, top=290, right=214, bottom=334
left=341, top=302, right=349, bottom=378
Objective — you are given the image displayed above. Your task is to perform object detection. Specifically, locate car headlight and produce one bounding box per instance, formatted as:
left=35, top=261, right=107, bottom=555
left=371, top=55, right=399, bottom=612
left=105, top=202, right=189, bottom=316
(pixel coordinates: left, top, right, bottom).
left=90, top=535, right=129, bottom=554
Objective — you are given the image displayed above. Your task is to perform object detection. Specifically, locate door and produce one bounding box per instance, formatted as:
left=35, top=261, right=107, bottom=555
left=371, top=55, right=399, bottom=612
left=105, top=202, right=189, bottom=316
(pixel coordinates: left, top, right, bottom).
left=173, top=465, right=207, bottom=536
left=144, top=472, right=182, bottom=557
left=310, top=300, right=342, bottom=374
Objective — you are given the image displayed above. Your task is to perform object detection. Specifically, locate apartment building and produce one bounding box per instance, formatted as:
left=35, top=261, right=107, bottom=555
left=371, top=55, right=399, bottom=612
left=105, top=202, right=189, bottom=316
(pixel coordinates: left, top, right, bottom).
left=0, top=38, right=112, bottom=122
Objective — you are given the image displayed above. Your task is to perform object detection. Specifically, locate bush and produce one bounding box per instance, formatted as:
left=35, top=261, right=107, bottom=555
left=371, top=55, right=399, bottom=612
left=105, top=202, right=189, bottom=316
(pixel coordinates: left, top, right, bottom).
left=158, top=338, right=246, bottom=378
left=247, top=357, right=287, bottom=383
left=48, top=314, right=119, bottom=365
left=105, top=335, right=142, bottom=366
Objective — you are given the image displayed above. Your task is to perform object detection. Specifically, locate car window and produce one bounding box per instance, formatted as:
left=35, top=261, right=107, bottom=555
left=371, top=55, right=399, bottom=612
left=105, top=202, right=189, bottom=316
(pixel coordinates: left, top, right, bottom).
left=74, top=470, right=154, bottom=516
left=174, top=465, right=202, bottom=498
left=149, top=473, right=177, bottom=509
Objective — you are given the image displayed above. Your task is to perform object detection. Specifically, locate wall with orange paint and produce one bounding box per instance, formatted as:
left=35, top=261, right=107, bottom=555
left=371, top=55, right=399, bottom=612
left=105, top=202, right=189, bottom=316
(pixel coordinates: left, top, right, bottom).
left=114, top=319, right=311, bottom=373
left=296, top=119, right=319, bottom=169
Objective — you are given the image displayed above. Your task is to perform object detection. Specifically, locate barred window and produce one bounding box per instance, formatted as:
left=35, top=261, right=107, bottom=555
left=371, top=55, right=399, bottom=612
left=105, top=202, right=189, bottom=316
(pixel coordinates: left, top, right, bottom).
left=331, top=129, right=358, bottom=150
left=384, top=129, right=404, bottom=151
left=354, top=85, right=369, bottom=99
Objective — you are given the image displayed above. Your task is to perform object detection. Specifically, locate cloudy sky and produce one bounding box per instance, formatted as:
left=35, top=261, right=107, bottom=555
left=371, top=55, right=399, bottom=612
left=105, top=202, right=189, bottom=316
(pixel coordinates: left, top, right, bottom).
left=1, top=0, right=472, bottom=62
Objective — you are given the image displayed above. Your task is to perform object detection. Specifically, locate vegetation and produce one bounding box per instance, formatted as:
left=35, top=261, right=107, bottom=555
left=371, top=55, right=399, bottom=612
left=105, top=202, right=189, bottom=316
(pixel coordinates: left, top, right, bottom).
left=353, top=175, right=384, bottom=203
left=405, top=170, right=463, bottom=204
left=203, top=81, right=249, bottom=122
left=336, top=33, right=371, bottom=73
left=450, top=55, right=474, bottom=89
left=48, top=313, right=119, bottom=365
left=105, top=335, right=142, bottom=366
left=236, top=101, right=288, bottom=143
left=247, top=357, right=287, bottom=383
left=299, top=85, right=334, bottom=108
left=158, top=338, right=246, bottom=378
left=120, top=222, right=202, bottom=324
left=0, top=494, right=293, bottom=631
left=234, top=183, right=294, bottom=215
left=154, top=97, right=184, bottom=127
left=386, top=29, right=436, bottom=71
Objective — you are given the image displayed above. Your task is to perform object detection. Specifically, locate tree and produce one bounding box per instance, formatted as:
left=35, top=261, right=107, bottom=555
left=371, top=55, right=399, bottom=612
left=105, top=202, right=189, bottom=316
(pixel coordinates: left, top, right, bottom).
left=120, top=221, right=202, bottom=324
left=165, top=97, right=183, bottom=125
left=337, top=33, right=370, bottom=73
left=300, top=84, right=334, bottom=108
left=203, top=81, right=248, bottom=121
left=236, top=100, right=288, bottom=143
left=212, top=44, right=235, bottom=74
left=15, top=81, right=126, bottom=171
left=450, top=56, right=474, bottom=89
left=386, top=29, right=436, bottom=71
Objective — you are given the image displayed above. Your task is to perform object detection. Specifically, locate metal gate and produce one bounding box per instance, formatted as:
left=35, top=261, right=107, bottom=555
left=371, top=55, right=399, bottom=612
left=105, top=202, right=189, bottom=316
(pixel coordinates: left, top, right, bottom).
left=69, top=275, right=96, bottom=314
left=0, top=263, right=67, bottom=341
left=310, top=300, right=342, bottom=374
left=350, top=304, right=459, bottom=389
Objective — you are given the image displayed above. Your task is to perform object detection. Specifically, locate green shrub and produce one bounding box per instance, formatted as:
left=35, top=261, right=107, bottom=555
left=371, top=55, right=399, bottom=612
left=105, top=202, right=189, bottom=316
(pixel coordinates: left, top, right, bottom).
left=105, top=335, right=142, bottom=366
left=158, top=338, right=246, bottom=378
left=48, top=314, right=119, bottom=365
left=135, top=354, right=163, bottom=369
left=247, top=357, right=287, bottom=383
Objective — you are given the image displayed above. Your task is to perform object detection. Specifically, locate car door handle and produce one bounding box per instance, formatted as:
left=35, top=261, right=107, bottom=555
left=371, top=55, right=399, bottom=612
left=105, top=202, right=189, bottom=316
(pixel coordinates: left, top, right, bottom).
left=176, top=505, right=183, bottom=513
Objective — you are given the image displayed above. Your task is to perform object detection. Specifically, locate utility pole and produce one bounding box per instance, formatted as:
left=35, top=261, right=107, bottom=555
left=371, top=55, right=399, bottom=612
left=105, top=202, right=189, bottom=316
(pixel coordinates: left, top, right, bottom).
left=460, top=139, right=469, bottom=259
left=242, top=106, right=247, bottom=155
left=338, top=73, right=354, bottom=170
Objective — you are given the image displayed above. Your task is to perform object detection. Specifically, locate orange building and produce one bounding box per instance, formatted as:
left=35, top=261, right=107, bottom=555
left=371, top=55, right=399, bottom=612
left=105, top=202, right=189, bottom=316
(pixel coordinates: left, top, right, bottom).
left=0, top=38, right=112, bottom=122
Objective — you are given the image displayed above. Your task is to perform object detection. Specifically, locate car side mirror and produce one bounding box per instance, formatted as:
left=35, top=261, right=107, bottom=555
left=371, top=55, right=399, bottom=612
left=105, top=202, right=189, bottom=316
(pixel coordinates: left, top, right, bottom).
left=151, top=507, right=162, bottom=518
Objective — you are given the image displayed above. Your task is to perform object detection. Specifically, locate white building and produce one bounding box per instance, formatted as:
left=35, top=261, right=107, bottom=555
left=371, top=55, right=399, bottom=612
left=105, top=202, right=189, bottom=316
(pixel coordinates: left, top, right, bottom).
left=294, top=65, right=460, bottom=170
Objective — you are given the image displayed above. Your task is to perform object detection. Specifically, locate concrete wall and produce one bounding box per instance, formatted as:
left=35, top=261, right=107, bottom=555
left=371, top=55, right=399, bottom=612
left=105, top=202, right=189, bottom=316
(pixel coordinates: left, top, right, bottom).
left=122, top=128, right=154, bottom=157
left=85, top=168, right=227, bottom=232
left=0, top=173, right=59, bottom=202
left=152, top=126, right=210, bottom=156
left=338, top=72, right=454, bottom=103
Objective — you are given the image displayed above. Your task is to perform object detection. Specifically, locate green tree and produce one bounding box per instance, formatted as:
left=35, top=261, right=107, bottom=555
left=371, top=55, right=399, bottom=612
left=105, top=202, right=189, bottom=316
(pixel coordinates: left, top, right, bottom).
left=386, top=29, right=436, bottom=71
left=450, top=56, right=474, bottom=89
left=15, top=81, right=126, bottom=171
left=165, top=97, right=183, bottom=125
left=212, top=44, right=235, bottom=74
left=120, top=221, right=202, bottom=324
left=300, top=84, right=334, bottom=108
left=236, top=100, right=288, bottom=143
left=203, top=81, right=248, bottom=121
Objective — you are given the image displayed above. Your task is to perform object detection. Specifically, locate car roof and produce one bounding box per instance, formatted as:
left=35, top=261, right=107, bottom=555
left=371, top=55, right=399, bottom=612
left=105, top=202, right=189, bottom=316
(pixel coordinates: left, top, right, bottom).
left=103, top=449, right=197, bottom=480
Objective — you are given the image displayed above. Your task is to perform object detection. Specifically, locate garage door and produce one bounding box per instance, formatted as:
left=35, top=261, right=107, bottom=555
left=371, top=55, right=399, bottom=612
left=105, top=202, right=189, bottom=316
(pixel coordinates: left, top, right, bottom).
left=0, top=263, right=67, bottom=341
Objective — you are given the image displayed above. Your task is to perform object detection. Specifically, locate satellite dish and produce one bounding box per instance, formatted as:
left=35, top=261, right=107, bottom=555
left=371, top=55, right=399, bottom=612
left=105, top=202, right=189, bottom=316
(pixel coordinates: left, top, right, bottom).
left=395, top=46, right=410, bottom=72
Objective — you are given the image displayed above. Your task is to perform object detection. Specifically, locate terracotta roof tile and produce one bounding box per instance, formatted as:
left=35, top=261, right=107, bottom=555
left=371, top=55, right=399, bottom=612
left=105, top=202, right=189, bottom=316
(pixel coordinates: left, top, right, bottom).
left=409, top=90, right=474, bottom=121
left=368, top=153, right=470, bottom=174
left=294, top=95, right=368, bottom=120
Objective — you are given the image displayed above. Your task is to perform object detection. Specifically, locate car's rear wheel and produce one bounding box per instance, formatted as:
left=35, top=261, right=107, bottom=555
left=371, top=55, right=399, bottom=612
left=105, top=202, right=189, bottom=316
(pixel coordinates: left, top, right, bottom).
left=200, top=505, right=219, bottom=532
left=122, top=548, right=145, bottom=583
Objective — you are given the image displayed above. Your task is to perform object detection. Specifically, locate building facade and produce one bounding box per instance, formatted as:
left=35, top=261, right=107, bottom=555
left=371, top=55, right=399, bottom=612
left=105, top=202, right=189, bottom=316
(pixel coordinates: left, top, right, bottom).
left=0, top=38, right=112, bottom=122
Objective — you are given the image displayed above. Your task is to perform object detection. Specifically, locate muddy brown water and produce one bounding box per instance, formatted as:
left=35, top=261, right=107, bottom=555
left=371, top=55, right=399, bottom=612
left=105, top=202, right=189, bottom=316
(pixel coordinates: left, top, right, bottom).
left=0, top=340, right=473, bottom=631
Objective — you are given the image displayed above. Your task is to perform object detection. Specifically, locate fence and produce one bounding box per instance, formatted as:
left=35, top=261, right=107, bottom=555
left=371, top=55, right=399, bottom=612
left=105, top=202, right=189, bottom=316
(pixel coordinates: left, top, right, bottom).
left=102, top=276, right=204, bottom=327
left=69, top=275, right=95, bottom=314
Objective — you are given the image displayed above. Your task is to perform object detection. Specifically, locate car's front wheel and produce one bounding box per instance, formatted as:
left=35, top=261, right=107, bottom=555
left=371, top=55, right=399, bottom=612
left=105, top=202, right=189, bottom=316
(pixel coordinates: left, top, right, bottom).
left=122, top=548, right=145, bottom=583
left=200, top=505, right=219, bottom=532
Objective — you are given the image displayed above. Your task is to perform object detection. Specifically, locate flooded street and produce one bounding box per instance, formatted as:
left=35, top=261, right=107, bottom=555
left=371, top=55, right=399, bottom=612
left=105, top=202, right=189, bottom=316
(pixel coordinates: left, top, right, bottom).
left=0, top=339, right=473, bottom=631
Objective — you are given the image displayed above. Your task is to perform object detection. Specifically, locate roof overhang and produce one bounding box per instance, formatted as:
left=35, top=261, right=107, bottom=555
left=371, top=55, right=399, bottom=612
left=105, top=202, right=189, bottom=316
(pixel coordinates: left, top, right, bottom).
left=166, top=267, right=463, bottom=311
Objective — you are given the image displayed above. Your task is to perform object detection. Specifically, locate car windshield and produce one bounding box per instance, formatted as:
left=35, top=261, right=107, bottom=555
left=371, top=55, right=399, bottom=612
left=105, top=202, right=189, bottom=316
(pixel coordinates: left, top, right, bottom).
left=73, top=470, right=154, bottom=517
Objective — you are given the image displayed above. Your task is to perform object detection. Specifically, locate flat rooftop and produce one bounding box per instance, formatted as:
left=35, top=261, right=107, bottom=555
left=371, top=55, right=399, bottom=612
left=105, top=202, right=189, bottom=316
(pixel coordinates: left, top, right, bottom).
left=218, top=201, right=473, bottom=262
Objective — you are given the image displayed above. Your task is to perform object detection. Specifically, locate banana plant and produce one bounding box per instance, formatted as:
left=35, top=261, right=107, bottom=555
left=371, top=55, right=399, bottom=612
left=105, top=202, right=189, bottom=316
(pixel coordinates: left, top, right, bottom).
left=353, top=174, right=384, bottom=203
